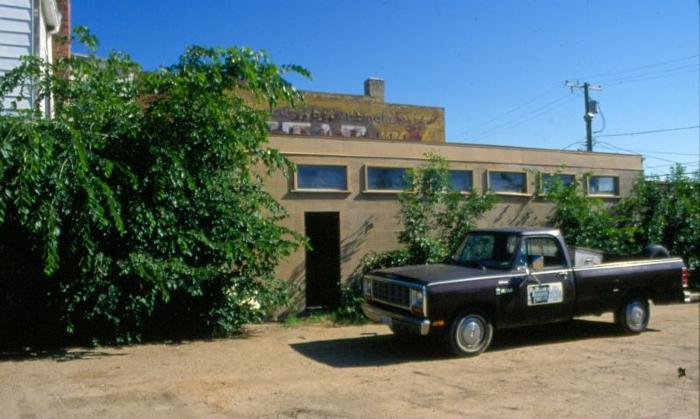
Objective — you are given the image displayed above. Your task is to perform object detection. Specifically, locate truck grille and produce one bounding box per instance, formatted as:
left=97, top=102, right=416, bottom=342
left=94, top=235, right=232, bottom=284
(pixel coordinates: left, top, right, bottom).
left=371, top=279, right=410, bottom=308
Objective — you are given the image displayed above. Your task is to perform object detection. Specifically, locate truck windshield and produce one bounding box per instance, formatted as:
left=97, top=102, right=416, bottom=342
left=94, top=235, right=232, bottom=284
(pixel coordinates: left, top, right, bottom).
left=451, top=232, right=520, bottom=270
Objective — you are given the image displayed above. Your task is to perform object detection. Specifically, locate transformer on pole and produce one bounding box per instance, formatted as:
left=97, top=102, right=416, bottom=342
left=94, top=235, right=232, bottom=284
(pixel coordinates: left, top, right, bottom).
left=565, top=81, right=603, bottom=151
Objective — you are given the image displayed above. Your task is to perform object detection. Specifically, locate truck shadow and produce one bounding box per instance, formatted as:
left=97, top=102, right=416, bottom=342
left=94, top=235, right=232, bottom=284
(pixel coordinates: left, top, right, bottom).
left=289, top=319, right=657, bottom=368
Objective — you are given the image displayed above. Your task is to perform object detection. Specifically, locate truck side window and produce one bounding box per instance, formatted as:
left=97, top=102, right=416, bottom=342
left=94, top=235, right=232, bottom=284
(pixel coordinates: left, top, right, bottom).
left=523, top=238, right=565, bottom=270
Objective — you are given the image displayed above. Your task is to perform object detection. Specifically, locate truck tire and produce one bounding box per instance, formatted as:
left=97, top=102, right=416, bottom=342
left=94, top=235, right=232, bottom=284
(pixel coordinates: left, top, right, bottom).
left=447, top=312, right=493, bottom=357
left=615, top=297, right=650, bottom=334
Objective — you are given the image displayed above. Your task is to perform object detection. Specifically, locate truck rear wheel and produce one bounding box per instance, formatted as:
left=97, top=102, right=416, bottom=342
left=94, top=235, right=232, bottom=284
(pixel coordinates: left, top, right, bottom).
left=615, top=297, right=650, bottom=334
left=447, top=312, right=493, bottom=357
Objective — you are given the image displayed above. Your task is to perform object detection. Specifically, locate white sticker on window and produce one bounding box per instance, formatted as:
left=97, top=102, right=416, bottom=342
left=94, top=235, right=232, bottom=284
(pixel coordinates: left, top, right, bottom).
left=527, top=282, right=564, bottom=306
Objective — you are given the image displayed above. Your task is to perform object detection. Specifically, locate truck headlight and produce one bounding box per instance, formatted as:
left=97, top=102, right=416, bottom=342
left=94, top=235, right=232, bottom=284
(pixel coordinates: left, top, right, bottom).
left=410, top=288, right=424, bottom=316
left=363, top=277, right=372, bottom=299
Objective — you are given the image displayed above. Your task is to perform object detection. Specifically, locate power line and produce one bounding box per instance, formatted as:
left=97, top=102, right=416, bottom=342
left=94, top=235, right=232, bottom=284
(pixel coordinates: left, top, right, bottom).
left=465, top=84, right=560, bottom=135
left=468, top=89, right=569, bottom=138
left=560, top=125, right=699, bottom=153
left=645, top=161, right=700, bottom=170
left=561, top=139, right=586, bottom=150
left=573, top=54, right=699, bottom=81
left=603, top=68, right=699, bottom=86
left=595, top=125, right=700, bottom=138
left=645, top=170, right=700, bottom=178
left=593, top=102, right=606, bottom=134
left=619, top=148, right=700, bottom=156
left=644, top=157, right=698, bottom=165
left=595, top=142, right=687, bottom=164
left=475, top=94, right=575, bottom=138
left=596, top=142, right=687, bottom=163
left=473, top=93, right=576, bottom=140
left=591, top=63, right=699, bottom=84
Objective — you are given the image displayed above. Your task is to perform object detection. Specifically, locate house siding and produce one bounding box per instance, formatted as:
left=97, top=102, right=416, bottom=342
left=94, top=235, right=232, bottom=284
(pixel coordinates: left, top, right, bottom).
left=0, top=0, right=32, bottom=109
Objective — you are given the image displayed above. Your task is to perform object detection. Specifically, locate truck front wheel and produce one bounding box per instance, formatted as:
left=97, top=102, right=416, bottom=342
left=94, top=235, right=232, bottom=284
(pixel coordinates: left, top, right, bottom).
left=615, top=297, right=650, bottom=333
left=448, top=312, right=493, bottom=357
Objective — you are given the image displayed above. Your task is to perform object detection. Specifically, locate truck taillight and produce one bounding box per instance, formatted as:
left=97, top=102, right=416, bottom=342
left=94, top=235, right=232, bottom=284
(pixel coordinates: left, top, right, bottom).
left=682, top=267, right=689, bottom=288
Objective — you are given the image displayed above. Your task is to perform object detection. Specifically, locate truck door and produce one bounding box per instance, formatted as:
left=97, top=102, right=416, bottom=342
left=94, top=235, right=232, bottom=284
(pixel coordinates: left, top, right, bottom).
left=505, top=236, right=575, bottom=326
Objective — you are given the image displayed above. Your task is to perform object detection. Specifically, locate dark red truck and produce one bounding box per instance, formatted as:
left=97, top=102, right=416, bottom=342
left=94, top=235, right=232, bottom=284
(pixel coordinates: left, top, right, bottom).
left=361, top=227, right=688, bottom=356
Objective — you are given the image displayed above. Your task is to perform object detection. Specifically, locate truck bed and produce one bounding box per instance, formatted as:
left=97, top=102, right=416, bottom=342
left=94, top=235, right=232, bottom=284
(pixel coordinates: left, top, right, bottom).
left=573, top=257, right=686, bottom=316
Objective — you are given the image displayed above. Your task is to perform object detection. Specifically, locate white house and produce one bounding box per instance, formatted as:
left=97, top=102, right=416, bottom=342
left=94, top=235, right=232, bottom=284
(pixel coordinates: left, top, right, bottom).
left=0, top=0, right=63, bottom=113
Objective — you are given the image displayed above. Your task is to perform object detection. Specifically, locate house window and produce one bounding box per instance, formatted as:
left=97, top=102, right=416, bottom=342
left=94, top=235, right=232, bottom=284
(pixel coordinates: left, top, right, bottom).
left=366, top=167, right=408, bottom=191
left=488, top=171, right=527, bottom=194
left=449, top=170, right=473, bottom=192
left=541, top=173, right=575, bottom=193
left=295, top=165, right=348, bottom=191
left=588, top=176, right=619, bottom=196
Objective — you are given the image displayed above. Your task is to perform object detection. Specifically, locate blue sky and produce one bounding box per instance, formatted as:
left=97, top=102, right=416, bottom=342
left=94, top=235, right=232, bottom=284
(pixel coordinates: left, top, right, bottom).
left=73, top=0, right=700, bottom=177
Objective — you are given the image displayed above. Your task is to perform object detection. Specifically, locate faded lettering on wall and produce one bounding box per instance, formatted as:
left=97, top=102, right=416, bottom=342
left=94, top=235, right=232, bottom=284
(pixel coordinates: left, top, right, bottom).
left=269, top=92, right=445, bottom=142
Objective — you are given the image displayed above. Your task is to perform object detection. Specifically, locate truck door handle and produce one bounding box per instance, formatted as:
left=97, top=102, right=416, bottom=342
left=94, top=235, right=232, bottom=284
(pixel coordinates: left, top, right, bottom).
left=556, top=272, right=568, bottom=279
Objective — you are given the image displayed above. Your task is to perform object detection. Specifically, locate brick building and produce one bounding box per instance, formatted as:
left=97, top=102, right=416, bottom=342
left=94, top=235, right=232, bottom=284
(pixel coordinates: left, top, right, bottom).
left=263, top=79, right=642, bottom=309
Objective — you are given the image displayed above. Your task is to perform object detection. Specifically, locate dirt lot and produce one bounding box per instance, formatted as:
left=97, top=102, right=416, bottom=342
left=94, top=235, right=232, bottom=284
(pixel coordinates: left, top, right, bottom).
left=1, top=303, right=698, bottom=418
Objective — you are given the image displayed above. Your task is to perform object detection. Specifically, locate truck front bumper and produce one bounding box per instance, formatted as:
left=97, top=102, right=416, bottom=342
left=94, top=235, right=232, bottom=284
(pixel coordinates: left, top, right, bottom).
left=361, top=302, right=431, bottom=336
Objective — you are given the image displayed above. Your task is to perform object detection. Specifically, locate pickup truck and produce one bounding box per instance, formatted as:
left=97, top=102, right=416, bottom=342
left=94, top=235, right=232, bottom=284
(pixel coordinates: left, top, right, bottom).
left=361, top=227, right=689, bottom=357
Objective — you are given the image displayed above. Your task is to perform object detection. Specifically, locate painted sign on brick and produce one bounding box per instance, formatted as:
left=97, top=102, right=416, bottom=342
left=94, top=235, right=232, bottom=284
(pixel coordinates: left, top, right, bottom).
left=268, top=92, right=445, bottom=143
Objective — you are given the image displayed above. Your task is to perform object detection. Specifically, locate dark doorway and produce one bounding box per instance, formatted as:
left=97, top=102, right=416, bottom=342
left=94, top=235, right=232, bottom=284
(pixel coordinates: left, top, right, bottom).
left=305, top=212, right=341, bottom=309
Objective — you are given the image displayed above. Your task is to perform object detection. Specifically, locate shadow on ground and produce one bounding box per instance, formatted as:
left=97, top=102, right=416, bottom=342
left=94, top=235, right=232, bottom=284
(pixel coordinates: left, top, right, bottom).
left=0, top=329, right=261, bottom=364
left=290, top=319, right=657, bottom=368
left=0, top=347, right=129, bottom=363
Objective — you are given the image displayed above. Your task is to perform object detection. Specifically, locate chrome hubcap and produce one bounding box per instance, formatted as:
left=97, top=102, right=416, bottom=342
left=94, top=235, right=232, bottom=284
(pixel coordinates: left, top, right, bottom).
left=458, top=317, right=484, bottom=349
left=626, top=302, right=646, bottom=329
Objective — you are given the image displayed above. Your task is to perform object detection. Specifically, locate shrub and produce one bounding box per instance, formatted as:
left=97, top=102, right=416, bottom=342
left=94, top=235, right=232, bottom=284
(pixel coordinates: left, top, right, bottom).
left=544, top=174, right=639, bottom=255
left=621, top=166, right=700, bottom=272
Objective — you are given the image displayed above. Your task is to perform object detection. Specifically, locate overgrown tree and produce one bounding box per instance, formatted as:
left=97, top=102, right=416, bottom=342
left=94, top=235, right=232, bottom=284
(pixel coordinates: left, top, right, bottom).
left=0, top=28, right=308, bottom=344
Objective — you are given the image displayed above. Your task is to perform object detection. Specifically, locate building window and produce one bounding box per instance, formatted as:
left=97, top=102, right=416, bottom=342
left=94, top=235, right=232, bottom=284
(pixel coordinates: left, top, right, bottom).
left=488, top=171, right=527, bottom=194
left=295, top=165, right=348, bottom=191
left=588, top=175, right=619, bottom=196
left=540, top=173, right=575, bottom=193
left=366, top=167, right=408, bottom=191
left=449, top=170, right=473, bottom=192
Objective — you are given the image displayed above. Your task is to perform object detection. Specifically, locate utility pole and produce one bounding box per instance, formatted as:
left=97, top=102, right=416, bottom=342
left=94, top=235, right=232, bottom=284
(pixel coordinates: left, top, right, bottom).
left=565, top=81, right=603, bottom=151
left=583, top=83, right=593, bottom=152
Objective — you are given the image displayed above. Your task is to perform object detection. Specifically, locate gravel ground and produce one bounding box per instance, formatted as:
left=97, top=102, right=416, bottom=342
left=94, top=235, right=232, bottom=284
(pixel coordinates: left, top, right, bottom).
left=1, top=303, right=698, bottom=418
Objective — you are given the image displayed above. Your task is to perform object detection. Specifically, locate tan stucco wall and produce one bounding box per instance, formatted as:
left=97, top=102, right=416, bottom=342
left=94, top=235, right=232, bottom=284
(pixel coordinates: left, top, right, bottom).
left=264, top=136, right=643, bottom=308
